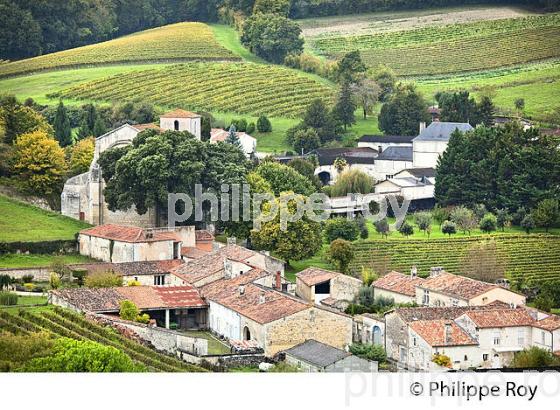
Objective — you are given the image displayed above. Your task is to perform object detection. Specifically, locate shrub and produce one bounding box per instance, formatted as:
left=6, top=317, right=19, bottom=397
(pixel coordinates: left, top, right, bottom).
left=85, top=271, right=123, bottom=288
left=349, top=343, right=386, bottom=363
left=441, top=220, right=457, bottom=237
left=50, top=257, right=71, bottom=280
left=360, top=267, right=378, bottom=286
left=256, top=115, right=272, bottom=133
left=0, top=274, right=12, bottom=290
left=521, top=214, right=535, bottom=234
left=136, top=313, right=150, bottom=324
left=357, top=286, right=374, bottom=306
left=479, top=213, right=497, bottom=233
left=534, top=294, right=553, bottom=312
left=512, top=347, right=560, bottom=368
left=119, top=300, right=139, bottom=322
left=0, top=292, right=18, bottom=306
left=72, top=269, right=87, bottom=286
left=374, top=218, right=390, bottom=238
left=21, top=274, right=34, bottom=283
left=23, top=283, right=35, bottom=292
left=432, top=354, right=452, bottom=368
left=414, top=211, right=432, bottom=235
left=398, top=222, right=414, bottom=237
left=127, top=280, right=141, bottom=287
left=49, top=272, right=61, bottom=290
left=328, top=239, right=354, bottom=273
left=324, top=217, right=360, bottom=242
left=355, top=214, right=369, bottom=239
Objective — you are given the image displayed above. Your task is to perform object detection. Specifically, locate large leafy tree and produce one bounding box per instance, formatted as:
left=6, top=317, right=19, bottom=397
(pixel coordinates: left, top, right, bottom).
left=336, top=51, right=366, bottom=84
left=0, top=1, right=42, bottom=60
left=378, top=83, right=429, bottom=136
left=0, top=95, right=53, bottom=144
left=241, top=13, right=304, bottom=64
left=254, top=161, right=316, bottom=196
left=437, top=91, right=495, bottom=126
left=99, top=129, right=249, bottom=220
left=69, top=137, right=95, bottom=176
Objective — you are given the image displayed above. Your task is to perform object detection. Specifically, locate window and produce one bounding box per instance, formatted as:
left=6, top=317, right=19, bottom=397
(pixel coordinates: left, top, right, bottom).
left=386, top=174, right=394, bottom=180
left=464, top=355, right=468, bottom=361
left=422, top=290, right=430, bottom=306
left=174, top=120, right=180, bottom=131
left=493, top=331, right=501, bottom=346
left=412, top=336, right=417, bottom=346
left=483, top=354, right=489, bottom=361
left=451, top=299, right=459, bottom=307
left=517, top=329, right=525, bottom=346
left=542, top=331, right=546, bottom=345
left=154, top=275, right=165, bottom=286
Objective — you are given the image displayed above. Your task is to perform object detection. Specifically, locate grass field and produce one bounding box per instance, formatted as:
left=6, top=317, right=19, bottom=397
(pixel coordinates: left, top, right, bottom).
left=0, top=254, right=95, bottom=268
left=54, top=62, right=335, bottom=118
left=0, top=23, right=239, bottom=78
left=0, top=306, right=205, bottom=372
left=0, top=194, right=90, bottom=243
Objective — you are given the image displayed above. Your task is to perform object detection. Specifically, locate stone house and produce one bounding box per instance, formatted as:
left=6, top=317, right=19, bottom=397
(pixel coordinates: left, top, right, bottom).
left=282, top=339, right=378, bottom=372
left=371, top=270, right=425, bottom=304
left=295, top=267, right=362, bottom=309
left=353, top=313, right=385, bottom=346
left=78, top=259, right=185, bottom=286
left=61, top=109, right=201, bottom=227
left=210, top=128, right=257, bottom=157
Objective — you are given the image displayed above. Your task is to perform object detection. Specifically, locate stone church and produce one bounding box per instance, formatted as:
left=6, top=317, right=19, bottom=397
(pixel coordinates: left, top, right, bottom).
left=61, top=109, right=201, bottom=227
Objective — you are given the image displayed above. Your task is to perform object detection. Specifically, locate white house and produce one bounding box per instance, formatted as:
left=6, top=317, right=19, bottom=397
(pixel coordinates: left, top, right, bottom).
left=210, top=128, right=257, bottom=157
left=357, top=135, right=413, bottom=153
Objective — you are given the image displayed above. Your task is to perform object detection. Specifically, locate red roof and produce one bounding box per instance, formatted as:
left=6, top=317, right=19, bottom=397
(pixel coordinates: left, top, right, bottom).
left=463, top=309, right=535, bottom=328
left=419, top=271, right=498, bottom=300
left=181, top=246, right=209, bottom=259
left=80, top=224, right=180, bottom=243
left=410, top=320, right=478, bottom=347
left=372, top=271, right=425, bottom=297
left=195, top=230, right=214, bottom=241
left=296, top=267, right=340, bottom=286
left=131, top=123, right=161, bottom=132
left=160, top=109, right=200, bottom=119
left=534, top=315, right=560, bottom=331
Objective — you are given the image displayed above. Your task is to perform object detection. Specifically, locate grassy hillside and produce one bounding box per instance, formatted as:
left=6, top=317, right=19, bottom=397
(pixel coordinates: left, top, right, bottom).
left=350, top=235, right=560, bottom=288
left=0, top=195, right=90, bottom=243
left=54, top=62, right=335, bottom=118
left=0, top=23, right=240, bottom=78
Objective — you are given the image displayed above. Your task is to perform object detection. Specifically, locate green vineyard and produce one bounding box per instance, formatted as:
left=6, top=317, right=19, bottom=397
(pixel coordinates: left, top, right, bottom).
left=308, top=13, right=560, bottom=76
left=0, top=307, right=205, bottom=372
left=0, top=23, right=240, bottom=79
left=350, top=234, right=560, bottom=287
left=56, top=63, right=334, bottom=118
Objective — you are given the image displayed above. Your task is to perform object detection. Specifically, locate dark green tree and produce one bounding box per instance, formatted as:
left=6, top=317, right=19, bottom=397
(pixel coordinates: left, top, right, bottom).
left=333, top=82, right=357, bottom=130
left=533, top=199, right=559, bottom=232
left=292, top=128, right=320, bottom=154
left=257, top=115, right=272, bottom=132
left=52, top=100, right=73, bottom=146
left=328, top=238, right=354, bottom=273
left=378, top=84, right=429, bottom=136
left=254, top=161, right=316, bottom=196
left=324, top=217, right=360, bottom=242
left=336, top=51, right=366, bottom=83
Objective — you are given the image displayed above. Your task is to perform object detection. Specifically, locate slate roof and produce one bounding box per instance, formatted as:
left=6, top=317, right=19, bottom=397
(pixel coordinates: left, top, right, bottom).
left=283, top=339, right=350, bottom=368
left=296, top=267, right=340, bottom=286
left=394, top=305, right=508, bottom=323
left=413, top=122, right=473, bottom=142
left=359, top=135, right=414, bottom=144
left=463, top=309, right=535, bottom=328
left=376, top=146, right=413, bottom=162
left=312, top=147, right=378, bottom=166
left=160, top=109, right=200, bottom=119
left=397, top=168, right=436, bottom=179
left=80, top=224, right=180, bottom=243
left=372, top=271, right=425, bottom=297
left=409, top=320, right=478, bottom=347
left=419, top=271, right=498, bottom=300
left=52, top=285, right=207, bottom=312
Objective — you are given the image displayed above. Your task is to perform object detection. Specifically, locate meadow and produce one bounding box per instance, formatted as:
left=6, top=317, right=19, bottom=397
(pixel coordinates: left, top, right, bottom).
left=0, top=23, right=240, bottom=78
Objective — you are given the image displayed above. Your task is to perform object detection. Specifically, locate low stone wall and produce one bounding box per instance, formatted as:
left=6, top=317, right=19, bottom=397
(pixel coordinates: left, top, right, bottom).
left=0, top=267, right=52, bottom=281
left=178, top=350, right=265, bottom=368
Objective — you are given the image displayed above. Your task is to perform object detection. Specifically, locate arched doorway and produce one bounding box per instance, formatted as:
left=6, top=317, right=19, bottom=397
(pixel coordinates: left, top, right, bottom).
left=174, top=120, right=180, bottom=131
left=372, top=326, right=382, bottom=346
left=243, top=326, right=251, bottom=341
left=318, top=171, right=331, bottom=186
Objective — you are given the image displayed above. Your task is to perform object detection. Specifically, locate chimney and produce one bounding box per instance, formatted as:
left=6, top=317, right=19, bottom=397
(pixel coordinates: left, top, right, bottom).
left=419, top=122, right=426, bottom=133
left=410, top=266, right=417, bottom=278
left=224, top=259, right=233, bottom=279
left=227, top=237, right=237, bottom=246
left=430, top=267, right=443, bottom=277
left=444, top=323, right=452, bottom=344
left=238, top=284, right=245, bottom=295
left=259, top=292, right=266, bottom=304
left=275, top=271, right=282, bottom=290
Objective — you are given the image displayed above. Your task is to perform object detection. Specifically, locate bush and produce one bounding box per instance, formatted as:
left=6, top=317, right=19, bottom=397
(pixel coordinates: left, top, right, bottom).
left=72, top=269, right=87, bottom=286
left=256, top=115, right=272, bottom=133
left=512, top=347, right=560, bottom=368
left=119, top=300, right=139, bottom=322
left=328, top=239, right=354, bottom=273
left=521, top=214, right=535, bottom=234
left=85, top=271, right=123, bottom=288
left=49, top=272, right=61, bottom=290
left=414, top=211, right=432, bottom=235
left=432, top=354, right=452, bottom=368
left=398, top=222, right=414, bottom=237
left=349, top=343, right=386, bottom=363
left=324, top=217, right=360, bottom=242
left=479, top=213, right=497, bottom=233
left=23, top=283, right=35, bottom=292
left=21, top=274, right=34, bottom=283
left=136, top=313, right=150, bottom=324
left=0, top=274, right=12, bottom=290
left=441, top=220, right=457, bottom=237
left=374, top=218, right=390, bottom=238
left=0, top=292, right=18, bottom=306
left=0, top=240, right=77, bottom=254
left=355, top=214, right=369, bottom=239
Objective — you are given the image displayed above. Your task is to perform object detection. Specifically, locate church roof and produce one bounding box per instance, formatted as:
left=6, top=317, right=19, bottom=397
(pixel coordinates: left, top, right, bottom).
left=160, top=109, right=200, bottom=119
left=413, top=122, right=473, bottom=142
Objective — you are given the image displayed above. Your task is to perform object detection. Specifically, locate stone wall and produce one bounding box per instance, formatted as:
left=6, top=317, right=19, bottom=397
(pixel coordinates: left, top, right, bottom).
left=384, top=312, right=408, bottom=362
left=1, top=267, right=52, bottom=281
left=331, top=274, right=362, bottom=302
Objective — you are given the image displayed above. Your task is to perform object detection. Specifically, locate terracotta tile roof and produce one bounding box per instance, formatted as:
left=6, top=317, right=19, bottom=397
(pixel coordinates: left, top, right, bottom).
left=210, top=128, right=255, bottom=143
left=410, top=320, right=478, bottom=347
left=296, top=267, right=340, bottom=286
left=200, top=268, right=270, bottom=300
left=419, top=271, right=497, bottom=300
left=172, top=245, right=256, bottom=284
left=52, top=285, right=206, bottom=312
left=533, top=315, right=560, bottom=331
left=131, top=123, right=161, bottom=132
left=195, top=230, right=214, bottom=241
left=72, top=260, right=184, bottom=277
left=463, top=309, right=535, bottom=328
left=372, top=271, right=425, bottom=297
left=80, top=224, right=181, bottom=243
left=181, top=246, right=209, bottom=259
left=160, top=109, right=200, bottom=119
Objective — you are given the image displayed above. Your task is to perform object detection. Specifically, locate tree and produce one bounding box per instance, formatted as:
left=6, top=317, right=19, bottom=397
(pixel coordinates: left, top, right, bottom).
left=521, top=214, right=535, bottom=234
left=349, top=343, right=387, bottom=363
left=0, top=2, right=42, bottom=60
left=333, top=82, right=357, bottom=130
left=298, top=98, right=340, bottom=144
left=450, top=206, right=477, bottom=235
left=0, top=95, right=53, bottom=144
left=255, top=161, right=316, bottom=196
left=374, top=218, right=390, bottom=238
left=257, top=115, right=272, bottom=132
left=287, top=158, right=321, bottom=190
left=479, top=213, right=497, bottom=233
left=436, top=90, right=478, bottom=124
left=253, top=0, right=290, bottom=16
left=201, top=116, right=211, bottom=141
left=533, top=199, right=559, bottom=233
left=355, top=214, right=369, bottom=239
left=328, top=239, right=354, bottom=273
left=331, top=169, right=374, bottom=197
left=49, top=272, right=61, bottom=290
left=398, top=222, right=414, bottom=237
left=461, top=240, right=506, bottom=283
left=432, top=205, right=451, bottom=227
left=414, top=212, right=433, bottom=235
left=511, top=347, right=560, bottom=369
left=378, top=83, right=429, bottom=136
left=85, top=271, right=123, bottom=288
left=534, top=294, right=554, bottom=312
left=69, top=137, right=94, bottom=176
left=351, top=78, right=381, bottom=119
left=324, top=217, right=360, bottom=242
left=23, top=338, right=138, bottom=372
left=120, top=300, right=140, bottom=321
left=372, top=65, right=396, bottom=102
left=251, top=193, right=322, bottom=265
left=50, top=257, right=71, bottom=281
left=241, top=13, right=304, bottom=64
left=514, top=98, right=526, bottom=115
left=476, top=96, right=495, bottom=127
left=53, top=100, right=72, bottom=147
left=441, top=220, right=457, bottom=237
left=336, top=51, right=366, bottom=84
left=225, top=124, right=243, bottom=149
left=496, top=209, right=511, bottom=232
left=12, top=131, right=67, bottom=200
left=292, top=128, right=320, bottom=154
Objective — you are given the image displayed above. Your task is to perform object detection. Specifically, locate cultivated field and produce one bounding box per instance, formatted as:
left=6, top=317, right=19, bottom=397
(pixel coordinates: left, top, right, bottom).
left=0, top=195, right=90, bottom=243
left=54, top=62, right=335, bottom=118
left=305, top=12, right=560, bottom=76
left=350, top=235, right=560, bottom=288
left=0, top=307, right=205, bottom=372
left=0, top=23, right=240, bottom=79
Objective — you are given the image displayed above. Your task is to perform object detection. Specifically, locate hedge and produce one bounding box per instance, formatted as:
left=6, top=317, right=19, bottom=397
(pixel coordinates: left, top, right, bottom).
left=0, top=240, right=77, bottom=255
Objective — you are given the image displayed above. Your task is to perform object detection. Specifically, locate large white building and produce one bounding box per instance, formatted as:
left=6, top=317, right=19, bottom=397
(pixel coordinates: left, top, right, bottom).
left=61, top=109, right=201, bottom=227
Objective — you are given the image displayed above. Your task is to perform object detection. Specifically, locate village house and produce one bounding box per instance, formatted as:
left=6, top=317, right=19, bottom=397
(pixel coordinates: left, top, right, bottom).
left=210, top=128, right=257, bottom=157
left=353, top=313, right=385, bottom=346
left=412, top=121, right=473, bottom=168
left=371, top=270, right=425, bottom=304
left=61, top=109, right=202, bottom=227
left=357, top=135, right=413, bottom=153
left=78, top=259, right=185, bottom=286
left=281, top=339, right=378, bottom=372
